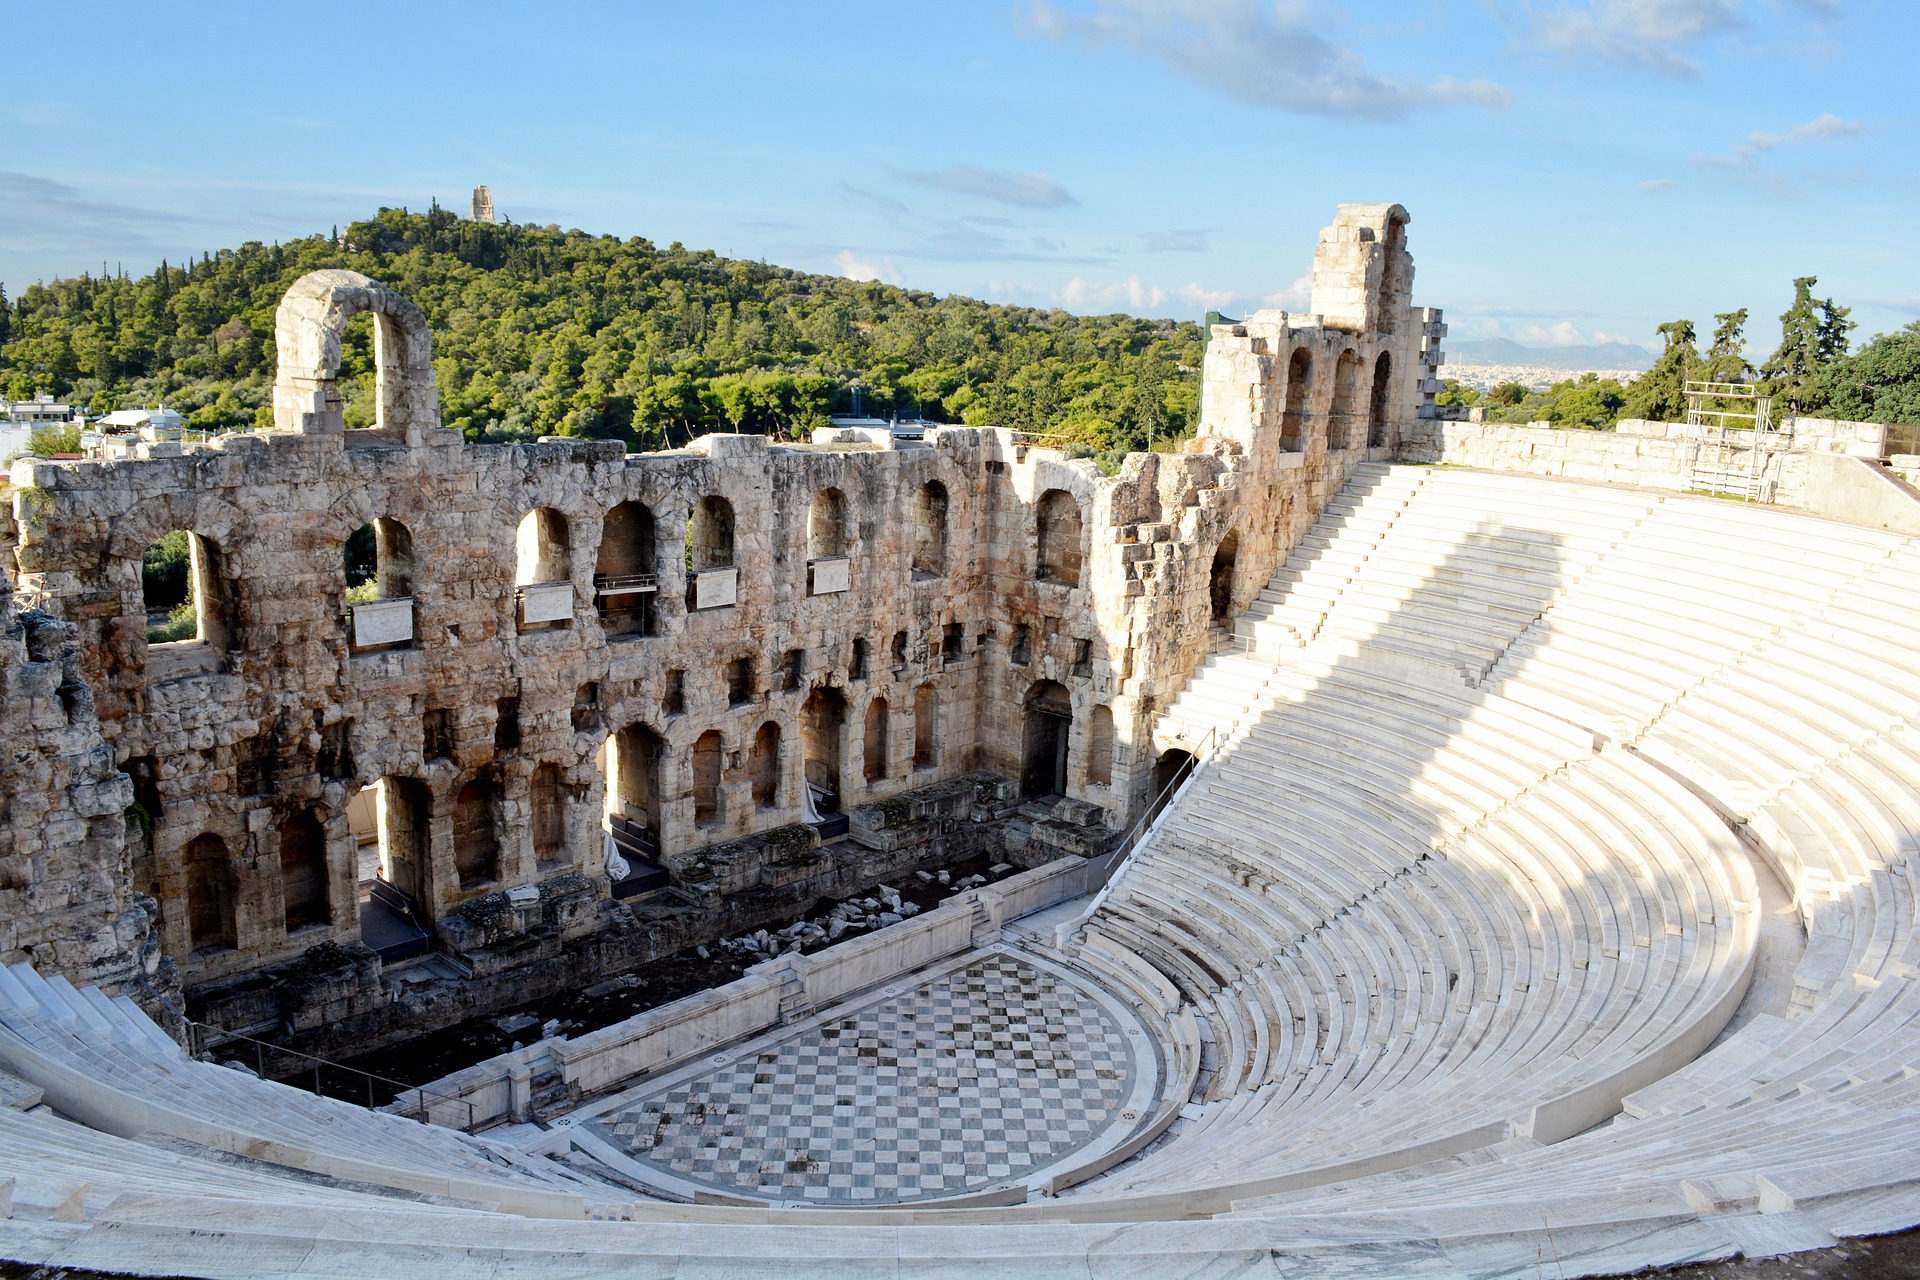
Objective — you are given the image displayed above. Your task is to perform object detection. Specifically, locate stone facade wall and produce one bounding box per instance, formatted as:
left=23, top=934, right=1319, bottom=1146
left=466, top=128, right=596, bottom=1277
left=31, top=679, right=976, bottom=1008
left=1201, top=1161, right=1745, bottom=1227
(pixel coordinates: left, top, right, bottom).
left=0, top=202, right=1438, bottom=1013
left=0, top=569, right=149, bottom=991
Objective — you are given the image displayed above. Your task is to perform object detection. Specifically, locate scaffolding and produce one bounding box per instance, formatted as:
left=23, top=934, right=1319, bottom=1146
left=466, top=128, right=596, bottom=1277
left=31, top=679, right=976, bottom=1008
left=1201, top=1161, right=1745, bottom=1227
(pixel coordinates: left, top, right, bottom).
left=1683, top=380, right=1784, bottom=502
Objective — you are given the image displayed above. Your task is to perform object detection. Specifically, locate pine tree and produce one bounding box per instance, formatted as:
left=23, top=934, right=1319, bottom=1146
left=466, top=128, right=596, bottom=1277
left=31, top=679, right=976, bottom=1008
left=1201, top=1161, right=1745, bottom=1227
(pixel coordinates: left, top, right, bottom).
left=0, top=282, right=11, bottom=348
left=1816, top=296, right=1855, bottom=365
left=1623, top=319, right=1697, bottom=423
left=1703, top=309, right=1753, bottom=384
left=1762, top=277, right=1824, bottom=408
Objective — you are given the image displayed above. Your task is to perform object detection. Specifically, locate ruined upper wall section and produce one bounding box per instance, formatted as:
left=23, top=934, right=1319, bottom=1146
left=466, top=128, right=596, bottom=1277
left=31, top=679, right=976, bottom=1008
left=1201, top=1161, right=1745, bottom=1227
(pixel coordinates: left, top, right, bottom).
left=272, top=269, right=439, bottom=446
left=1309, top=203, right=1413, bottom=336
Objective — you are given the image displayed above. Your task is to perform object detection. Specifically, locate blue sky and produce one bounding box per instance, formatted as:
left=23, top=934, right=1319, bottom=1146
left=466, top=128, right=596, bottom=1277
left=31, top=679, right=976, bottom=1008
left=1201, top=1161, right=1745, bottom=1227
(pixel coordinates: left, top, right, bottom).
left=3, top=0, right=1914, bottom=353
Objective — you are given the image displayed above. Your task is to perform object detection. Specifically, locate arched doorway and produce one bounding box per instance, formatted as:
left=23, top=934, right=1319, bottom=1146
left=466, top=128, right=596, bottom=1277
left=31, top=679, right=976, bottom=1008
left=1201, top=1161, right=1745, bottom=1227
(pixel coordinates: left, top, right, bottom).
left=1368, top=350, right=1394, bottom=449
left=279, top=810, right=329, bottom=933
left=1209, top=531, right=1238, bottom=623
left=801, top=686, right=848, bottom=814
left=608, top=723, right=666, bottom=841
left=1022, top=680, right=1073, bottom=799
left=1150, top=748, right=1197, bottom=822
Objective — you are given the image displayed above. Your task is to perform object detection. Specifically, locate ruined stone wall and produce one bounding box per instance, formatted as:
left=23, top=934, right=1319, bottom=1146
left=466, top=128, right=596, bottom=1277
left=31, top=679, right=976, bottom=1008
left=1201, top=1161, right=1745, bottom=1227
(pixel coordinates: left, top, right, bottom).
left=0, top=201, right=1438, bottom=1010
left=0, top=559, right=149, bottom=991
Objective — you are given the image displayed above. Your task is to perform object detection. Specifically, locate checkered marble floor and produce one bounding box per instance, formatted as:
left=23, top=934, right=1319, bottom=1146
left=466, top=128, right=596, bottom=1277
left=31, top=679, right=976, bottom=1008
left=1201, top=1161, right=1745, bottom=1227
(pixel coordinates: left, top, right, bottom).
left=583, top=952, right=1142, bottom=1203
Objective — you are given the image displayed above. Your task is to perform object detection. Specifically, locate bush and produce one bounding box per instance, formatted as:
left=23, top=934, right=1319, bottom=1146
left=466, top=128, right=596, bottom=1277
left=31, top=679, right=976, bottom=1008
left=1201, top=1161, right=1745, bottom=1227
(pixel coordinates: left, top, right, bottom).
left=146, top=600, right=196, bottom=644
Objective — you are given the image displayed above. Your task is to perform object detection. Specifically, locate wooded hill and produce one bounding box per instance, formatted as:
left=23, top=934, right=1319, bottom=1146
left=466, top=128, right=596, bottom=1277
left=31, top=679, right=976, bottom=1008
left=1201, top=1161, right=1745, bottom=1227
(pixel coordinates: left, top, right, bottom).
left=0, top=205, right=1203, bottom=455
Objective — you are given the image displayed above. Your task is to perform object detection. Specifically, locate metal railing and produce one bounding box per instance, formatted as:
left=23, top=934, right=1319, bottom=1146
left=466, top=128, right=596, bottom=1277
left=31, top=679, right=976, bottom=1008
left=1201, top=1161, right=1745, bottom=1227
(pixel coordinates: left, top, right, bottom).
left=592, top=572, right=658, bottom=594
left=130, top=975, right=476, bottom=1130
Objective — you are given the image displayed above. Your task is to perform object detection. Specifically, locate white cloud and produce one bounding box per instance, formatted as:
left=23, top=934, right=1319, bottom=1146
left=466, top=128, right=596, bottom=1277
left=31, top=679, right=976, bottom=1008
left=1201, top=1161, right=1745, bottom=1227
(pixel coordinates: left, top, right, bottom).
left=1178, top=281, right=1240, bottom=311
left=1695, top=110, right=1864, bottom=171
left=1262, top=274, right=1313, bottom=310
left=1521, top=0, right=1743, bottom=76
left=832, top=250, right=901, bottom=284
left=1634, top=178, right=1679, bottom=192
left=906, top=165, right=1076, bottom=208
left=1059, top=275, right=1170, bottom=311
left=1024, top=0, right=1510, bottom=121
left=1512, top=320, right=1638, bottom=346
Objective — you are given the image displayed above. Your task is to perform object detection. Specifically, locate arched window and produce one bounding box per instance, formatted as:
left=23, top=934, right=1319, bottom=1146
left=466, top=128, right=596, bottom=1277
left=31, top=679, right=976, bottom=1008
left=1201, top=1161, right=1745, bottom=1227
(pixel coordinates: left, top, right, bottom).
left=1329, top=350, right=1363, bottom=451
left=344, top=518, right=415, bottom=600
left=863, top=697, right=890, bottom=783
left=1035, top=489, right=1083, bottom=586
left=280, top=811, right=329, bottom=932
left=344, top=518, right=416, bottom=649
left=1022, top=681, right=1073, bottom=799
left=515, top=507, right=573, bottom=631
left=141, top=530, right=229, bottom=649
left=453, top=776, right=499, bottom=888
left=913, top=684, right=938, bottom=770
left=1368, top=351, right=1394, bottom=449
left=687, top=496, right=737, bottom=611
left=515, top=507, right=571, bottom=584
left=692, top=731, right=724, bottom=824
left=750, top=722, right=781, bottom=809
left=806, top=488, right=848, bottom=560
left=184, top=834, right=235, bottom=952
left=531, top=763, right=568, bottom=868
left=1087, top=704, right=1115, bottom=788
left=912, top=481, right=949, bottom=578
left=687, top=496, right=735, bottom=570
left=802, top=687, right=847, bottom=813
left=596, top=500, right=658, bottom=637
left=1210, top=531, right=1239, bottom=623
left=1280, top=348, right=1312, bottom=453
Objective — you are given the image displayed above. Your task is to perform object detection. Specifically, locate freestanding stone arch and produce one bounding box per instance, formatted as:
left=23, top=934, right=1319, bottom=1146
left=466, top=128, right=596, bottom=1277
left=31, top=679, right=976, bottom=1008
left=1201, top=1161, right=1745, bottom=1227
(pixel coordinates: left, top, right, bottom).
left=272, top=269, right=438, bottom=444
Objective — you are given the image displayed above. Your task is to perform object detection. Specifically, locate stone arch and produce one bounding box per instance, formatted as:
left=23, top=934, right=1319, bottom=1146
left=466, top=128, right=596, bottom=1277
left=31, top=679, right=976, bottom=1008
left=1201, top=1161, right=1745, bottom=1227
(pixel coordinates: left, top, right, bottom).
left=608, top=723, right=666, bottom=839
left=279, top=809, right=329, bottom=933
left=1281, top=347, right=1312, bottom=453
left=1368, top=350, right=1394, bottom=449
left=373, top=776, right=432, bottom=905
left=596, top=500, right=658, bottom=637
left=140, top=528, right=233, bottom=651
left=806, top=488, right=849, bottom=561
left=864, top=696, right=890, bottom=783
left=515, top=507, right=571, bottom=585
left=750, top=721, right=781, bottom=809
left=1036, top=489, right=1084, bottom=586
left=184, top=833, right=235, bottom=953
left=802, top=686, right=848, bottom=812
left=1373, top=207, right=1413, bottom=335
left=687, top=496, right=735, bottom=571
left=1210, top=530, right=1239, bottom=623
left=453, top=773, right=499, bottom=889
left=1087, top=704, right=1115, bottom=788
left=344, top=517, right=416, bottom=600
left=691, top=730, right=724, bottom=825
left=912, top=481, right=949, bottom=577
left=1329, top=349, right=1363, bottom=451
left=272, top=269, right=437, bottom=444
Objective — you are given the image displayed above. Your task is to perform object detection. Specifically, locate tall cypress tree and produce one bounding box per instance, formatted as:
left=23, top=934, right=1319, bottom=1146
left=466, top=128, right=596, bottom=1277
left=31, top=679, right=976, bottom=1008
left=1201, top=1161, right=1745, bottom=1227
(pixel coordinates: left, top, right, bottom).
left=1762, top=277, right=1825, bottom=407
left=1703, top=310, right=1753, bottom=384
left=0, top=282, right=11, bottom=347
left=1623, top=319, right=1697, bottom=423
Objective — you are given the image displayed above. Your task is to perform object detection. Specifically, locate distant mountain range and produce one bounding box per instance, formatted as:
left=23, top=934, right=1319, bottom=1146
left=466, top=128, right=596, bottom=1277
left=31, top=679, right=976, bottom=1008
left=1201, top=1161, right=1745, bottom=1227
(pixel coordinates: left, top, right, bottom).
left=1445, top=337, right=1656, bottom=372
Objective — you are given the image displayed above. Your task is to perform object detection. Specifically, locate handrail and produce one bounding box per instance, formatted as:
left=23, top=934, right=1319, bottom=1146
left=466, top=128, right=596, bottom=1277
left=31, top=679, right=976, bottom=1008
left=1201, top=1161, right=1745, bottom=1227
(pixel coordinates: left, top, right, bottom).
left=592, top=571, right=658, bottom=592
left=128, top=972, right=476, bottom=1130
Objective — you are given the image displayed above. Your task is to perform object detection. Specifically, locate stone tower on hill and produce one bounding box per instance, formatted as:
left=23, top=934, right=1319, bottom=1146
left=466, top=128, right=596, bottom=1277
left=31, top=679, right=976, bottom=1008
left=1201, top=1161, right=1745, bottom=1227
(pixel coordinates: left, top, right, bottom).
left=469, top=185, right=496, bottom=224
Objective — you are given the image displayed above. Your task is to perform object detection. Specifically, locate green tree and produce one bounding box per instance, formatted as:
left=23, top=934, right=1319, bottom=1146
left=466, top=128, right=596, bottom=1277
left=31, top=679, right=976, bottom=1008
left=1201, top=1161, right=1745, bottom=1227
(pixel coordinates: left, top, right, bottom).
left=1807, top=321, right=1920, bottom=425
left=1702, top=310, right=1754, bottom=385
left=1622, top=320, right=1697, bottom=423
left=0, top=283, right=11, bottom=347
left=1762, top=277, right=1853, bottom=411
left=1484, top=381, right=1527, bottom=408
left=1434, top=378, right=1480, bottom=408
left=27, top=424, right=82, bottom=457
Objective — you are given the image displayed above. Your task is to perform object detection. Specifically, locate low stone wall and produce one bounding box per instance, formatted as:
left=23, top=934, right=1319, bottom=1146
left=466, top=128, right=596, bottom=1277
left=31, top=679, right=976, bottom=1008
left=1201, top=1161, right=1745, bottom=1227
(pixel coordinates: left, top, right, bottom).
left=405, top=855, right=1100, bottom=1129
